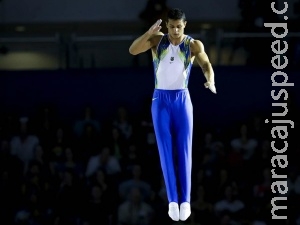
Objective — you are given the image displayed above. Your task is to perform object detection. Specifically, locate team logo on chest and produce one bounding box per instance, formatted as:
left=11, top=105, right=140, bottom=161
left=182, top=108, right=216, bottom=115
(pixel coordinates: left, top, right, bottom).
left=170, top=56, right=174, bottom=64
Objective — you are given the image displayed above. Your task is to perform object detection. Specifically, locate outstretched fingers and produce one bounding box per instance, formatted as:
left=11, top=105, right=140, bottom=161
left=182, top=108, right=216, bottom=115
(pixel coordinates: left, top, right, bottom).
left=150, top=19, right=162, bottom=33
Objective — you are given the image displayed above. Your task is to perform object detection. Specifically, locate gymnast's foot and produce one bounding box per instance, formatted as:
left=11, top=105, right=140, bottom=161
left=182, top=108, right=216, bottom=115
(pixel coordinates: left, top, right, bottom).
left=168, top=202, right=179, bottom=221
left=179, top=202, right=191, bottom=221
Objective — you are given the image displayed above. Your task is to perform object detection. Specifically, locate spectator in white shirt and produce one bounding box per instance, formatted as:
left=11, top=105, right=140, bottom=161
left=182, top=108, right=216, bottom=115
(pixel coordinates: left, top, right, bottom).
left=85, top=146, right=121, bottom=178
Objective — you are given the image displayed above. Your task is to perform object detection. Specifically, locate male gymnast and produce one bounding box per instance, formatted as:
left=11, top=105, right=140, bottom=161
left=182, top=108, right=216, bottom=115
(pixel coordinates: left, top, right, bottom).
left=129, top=8, right=216, bottom=221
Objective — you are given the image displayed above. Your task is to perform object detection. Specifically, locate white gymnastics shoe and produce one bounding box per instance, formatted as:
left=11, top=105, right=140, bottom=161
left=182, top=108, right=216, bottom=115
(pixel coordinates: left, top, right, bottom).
left=179, top=202, right=191, bottom=221
left=168, top=202, right=179, bottom=221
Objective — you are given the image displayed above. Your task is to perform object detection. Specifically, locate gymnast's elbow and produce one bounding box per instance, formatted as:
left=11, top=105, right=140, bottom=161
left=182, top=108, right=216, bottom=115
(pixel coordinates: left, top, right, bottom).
left=129, top=47, right=139, bottom=55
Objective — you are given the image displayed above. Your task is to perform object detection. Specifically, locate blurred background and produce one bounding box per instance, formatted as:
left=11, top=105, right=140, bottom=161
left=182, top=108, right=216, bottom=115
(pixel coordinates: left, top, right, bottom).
left=0, top=0, right=300, bottom=225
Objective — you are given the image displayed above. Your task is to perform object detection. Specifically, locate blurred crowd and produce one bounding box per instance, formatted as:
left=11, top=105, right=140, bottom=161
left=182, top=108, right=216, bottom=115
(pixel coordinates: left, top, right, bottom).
left=0, top=103, right=299, bottom=225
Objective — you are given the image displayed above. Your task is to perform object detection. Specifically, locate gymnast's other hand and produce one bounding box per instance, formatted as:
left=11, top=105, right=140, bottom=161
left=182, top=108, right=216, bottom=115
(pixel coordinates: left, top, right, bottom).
left=204, top=82, right=217, bottom=94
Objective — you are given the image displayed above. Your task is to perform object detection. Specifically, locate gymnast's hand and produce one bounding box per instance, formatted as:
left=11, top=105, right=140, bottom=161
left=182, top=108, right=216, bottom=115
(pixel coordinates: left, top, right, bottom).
left=204, top=82, right=217, bottom=94
left=147, top=19, right=162, bottom=35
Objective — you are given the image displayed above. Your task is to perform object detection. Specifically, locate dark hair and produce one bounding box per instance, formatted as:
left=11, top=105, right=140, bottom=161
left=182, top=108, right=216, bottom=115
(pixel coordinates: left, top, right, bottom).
left=167, top=8, right=186, bottom=21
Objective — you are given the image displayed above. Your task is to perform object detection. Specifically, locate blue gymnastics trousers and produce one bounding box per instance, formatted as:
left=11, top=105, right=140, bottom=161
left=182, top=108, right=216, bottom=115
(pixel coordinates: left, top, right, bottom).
left=151, top=88, right=193, bottom=203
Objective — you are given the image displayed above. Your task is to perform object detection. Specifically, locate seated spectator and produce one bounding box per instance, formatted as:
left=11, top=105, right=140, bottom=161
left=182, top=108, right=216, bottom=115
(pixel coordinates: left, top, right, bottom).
left=0, top=138, right=23, bottom=179
left=0, top=139, right=23, bottom=224
left=214, top=185, right=245, bottom=222
left=17, top=161, right=54, bottom=223
left=157, top=176, right=168, bottom=205
left=117, top=187, right=154, bottom=225
left=212, top=169, right=233, bottom=201
left=253, top=168, right=271, bottom=203
left=251, top=139, right=272, bottom=173
left=202, top=132, right=224, bottom=154
left=53, top=169, right=84, bottom=225
left=76, top=123, right=101, bottom=161
left=55, top=147, right=85, bottom=180
left=119, top=164, right=152, bottom=201
left=88, top=168, right=118, bottom=207
left=122, top=143, right=142, bottom=174
left=107, top=127, right=127, bottom=162
left=49, top=126, right=70, bottom=164
left=200, top=141, right=226, bottom=178
left=81, top=184, right=112, bottom=225
left=85, top=146, right=121, bottom=178
left=10, top=117, right=39, bottom=173
left=73, top=106, right=101, bottom=138
left=26, top=144, right=53, bottom=180
left=191, top=185, right=215, bottom=225
left=218, top=213, right=237, bottom=225
left=230, top=124, right=258, bottom=161
left=112, top=106, right=133, bottom=141
left=33, top=105, right=59, bottom=149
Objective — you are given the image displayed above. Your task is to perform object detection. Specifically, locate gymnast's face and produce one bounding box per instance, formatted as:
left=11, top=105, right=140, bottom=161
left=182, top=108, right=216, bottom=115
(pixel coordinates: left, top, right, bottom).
left=166, top=19, right=186, bottom=40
